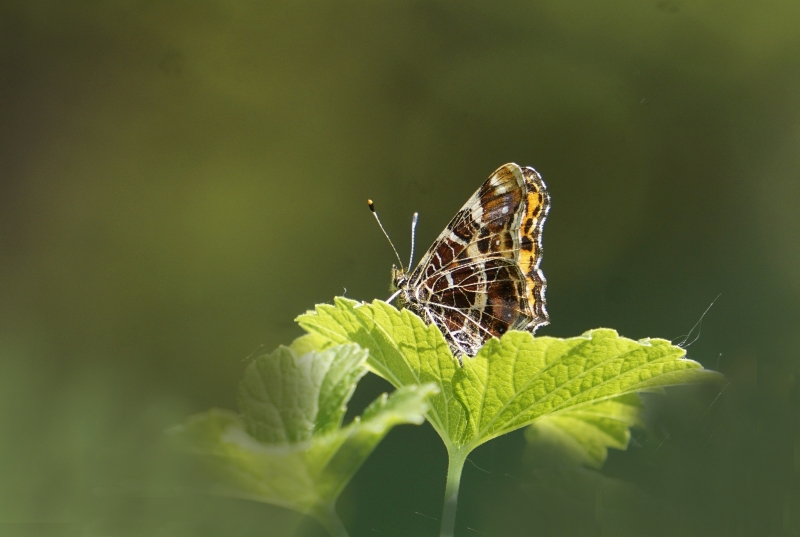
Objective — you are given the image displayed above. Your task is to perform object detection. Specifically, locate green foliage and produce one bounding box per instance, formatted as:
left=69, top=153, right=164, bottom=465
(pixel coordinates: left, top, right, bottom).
left=297, top=297, right=720, bottom=453
left=298, top=298, right=721, bottom=537
left=297, top=297, right=463, bottom=444
left=169, top=342, right=436, bottom=536
left=237, top=344, right=368, bottom=442
left=169, top=298, right=719, bottom=537
left=524, top=393, right=644, bottom=469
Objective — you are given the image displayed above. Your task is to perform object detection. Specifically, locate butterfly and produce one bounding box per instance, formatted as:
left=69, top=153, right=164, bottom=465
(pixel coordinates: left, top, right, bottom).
left=370, top=163, right=550, bottom=359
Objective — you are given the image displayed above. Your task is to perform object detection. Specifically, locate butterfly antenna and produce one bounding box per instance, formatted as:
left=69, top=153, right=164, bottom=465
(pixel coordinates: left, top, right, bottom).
left=408, top=212, right=419, bottom=269
left=368, top=199, right=404, bottom=270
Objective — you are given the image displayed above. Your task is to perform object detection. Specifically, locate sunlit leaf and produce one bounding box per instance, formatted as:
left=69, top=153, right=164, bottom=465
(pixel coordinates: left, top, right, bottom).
left=297, top=297, right=465, bottom=443
left=524, top=393, right=644, bottom=469
left=238, top=344, right=369, bottom=443
left=297, top=299, right=721, bottom=453
left=454, top=328, right=716, bottom=448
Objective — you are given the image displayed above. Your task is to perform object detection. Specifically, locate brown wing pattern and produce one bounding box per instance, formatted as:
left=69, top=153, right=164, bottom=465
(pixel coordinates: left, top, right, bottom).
left=405, top=163, right=550, bottom=357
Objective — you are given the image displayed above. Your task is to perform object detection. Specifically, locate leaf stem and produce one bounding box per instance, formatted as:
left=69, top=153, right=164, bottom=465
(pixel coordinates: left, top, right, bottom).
left=311, top=504, right=349, bottom=537
left=440, top=447, right=468, bottom=537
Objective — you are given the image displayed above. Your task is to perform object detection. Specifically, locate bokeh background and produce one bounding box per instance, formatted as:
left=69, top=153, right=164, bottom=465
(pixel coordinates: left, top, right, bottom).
left=2, top=1, right=799, bottom=536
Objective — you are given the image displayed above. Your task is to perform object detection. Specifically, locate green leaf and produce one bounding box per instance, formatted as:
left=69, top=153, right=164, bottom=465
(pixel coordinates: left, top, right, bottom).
left=169, top=384, right=434, bottom=518
left=290, top=332, right=336, bottom=355
left=297, top=299, right=721, bottom=452
left=169, top=342, right=437, bottom=536
left=297, top=297, right=466, bottom=444
left=168, top=409, right=319, bottom=510
left=237, top=344, right=369, bottom=443
left=524, top=393, right=644, bottom=469
left=455, top=329, right=717, bottom=448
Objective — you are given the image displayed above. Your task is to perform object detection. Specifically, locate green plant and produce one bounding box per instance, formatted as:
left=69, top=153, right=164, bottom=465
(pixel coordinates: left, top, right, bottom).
left=297, top=298, right=721, bottom=537
left=171, top=297, right=720, bottom=537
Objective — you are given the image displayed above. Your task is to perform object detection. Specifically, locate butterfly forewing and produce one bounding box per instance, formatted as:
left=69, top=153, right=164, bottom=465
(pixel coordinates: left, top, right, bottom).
left=400, top=163, right=550, bottom=358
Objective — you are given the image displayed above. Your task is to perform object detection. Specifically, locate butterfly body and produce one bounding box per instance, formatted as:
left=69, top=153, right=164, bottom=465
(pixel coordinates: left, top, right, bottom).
left=391, top=163, right=550, bottom=358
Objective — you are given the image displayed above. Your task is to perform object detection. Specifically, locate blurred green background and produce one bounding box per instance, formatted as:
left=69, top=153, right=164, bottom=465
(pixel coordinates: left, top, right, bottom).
left=1, top=1, right=799, bottom=536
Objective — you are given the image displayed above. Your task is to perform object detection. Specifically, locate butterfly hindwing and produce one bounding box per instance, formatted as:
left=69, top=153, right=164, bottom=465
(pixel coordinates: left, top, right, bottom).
left=517, top=166, right=549, bottom=329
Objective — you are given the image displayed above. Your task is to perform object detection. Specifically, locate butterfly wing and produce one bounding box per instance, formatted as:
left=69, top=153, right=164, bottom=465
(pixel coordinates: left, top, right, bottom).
left=407, top=163, right=550, bottom=357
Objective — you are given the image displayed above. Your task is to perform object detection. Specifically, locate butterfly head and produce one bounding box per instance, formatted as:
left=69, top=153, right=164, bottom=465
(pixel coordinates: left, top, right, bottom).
left=390, top=264, right=410, bottom=307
